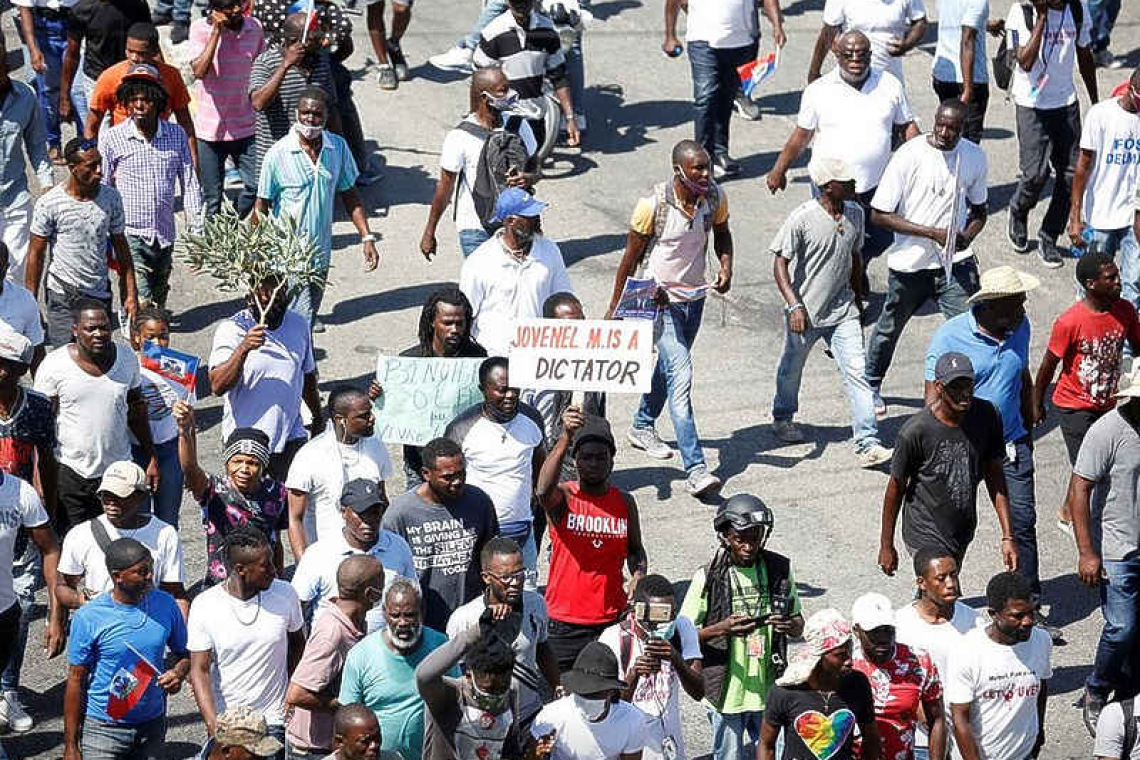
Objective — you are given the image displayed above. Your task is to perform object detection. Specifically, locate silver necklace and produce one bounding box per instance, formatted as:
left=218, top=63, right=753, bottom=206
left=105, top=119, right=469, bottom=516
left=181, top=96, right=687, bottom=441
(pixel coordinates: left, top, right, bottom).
left=226, top=580, right=262, bottom=626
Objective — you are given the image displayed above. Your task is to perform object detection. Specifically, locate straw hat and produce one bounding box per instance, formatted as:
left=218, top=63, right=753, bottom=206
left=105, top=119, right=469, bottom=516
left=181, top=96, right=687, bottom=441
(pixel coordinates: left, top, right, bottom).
left=967, top=265, right=1040, bottom=303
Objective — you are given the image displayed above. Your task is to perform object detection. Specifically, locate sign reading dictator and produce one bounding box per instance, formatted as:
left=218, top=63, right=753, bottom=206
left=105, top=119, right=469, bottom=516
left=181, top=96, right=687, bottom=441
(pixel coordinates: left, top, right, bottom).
left=509, top=318, right=653, bottom=393
left=373, top=356, right=484, bottom=445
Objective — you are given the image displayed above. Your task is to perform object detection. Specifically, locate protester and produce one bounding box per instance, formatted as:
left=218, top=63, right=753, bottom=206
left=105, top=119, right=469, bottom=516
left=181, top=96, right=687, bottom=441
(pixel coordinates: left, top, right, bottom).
left=662, top=0, right=785, bottom=175
left=207, top=275, right=323, bottom=480
left=255, top=86, right=379, bottom=328
left=327, top=704, right=400, bottom=760
left=384, top=437, right=499, bottom=631
left=174, top=402, right=290, bottom=586
left=14, top=0, right=83, bottom=168
left=207, top=706, right=286, bottom=760
left=879, top=351, right=1015, bottom=577
left=769, top=156, right=892, bottom=467
left=26, top=139, right=138, bottom=348
left=287, top=387, right=394, bottom=554
left=339, top=578, right=452, bottom=760
left=364, top=0, right=414, bottom=90
left=285, top=555, right=383, bottom=759
left=850, top=592, right=946, bottom=760
left=188, top=526, right=305, bottom=755
left=759, top=609, right=881, bottom=760
left=420, top=68, right=538, bottom=259
left=930, top=0, right=992, bottom=142
left=188, top=0, right=267, bottom=218
left=59, top=0, right=152, bottom=128
left=62, top=539, right=189, bottom=760
left=539, top=410, right=647, bottom=672
left=808, top=0, right=926, bottom=85
left=98, top=63, right=203, bottom=312
left=864, top=100, right=988, bottom=415
left=459, top=189, right=573, bottom=356
left=0, top=33, right=53, bottom=288
left=0, top=244, right=46, bottom=369
left=945, top=571, right=1052, bottom=759
left=446, top=537, right=560, bottom=729
left=35, top=301, right=157, bottom=532
left=606, top=140, right=729, bottom=496
left=599, top=573, right=704, bottom=760
left=445, top=357, right=546, bottom=583
left=680, top=494, right=803, bottom=760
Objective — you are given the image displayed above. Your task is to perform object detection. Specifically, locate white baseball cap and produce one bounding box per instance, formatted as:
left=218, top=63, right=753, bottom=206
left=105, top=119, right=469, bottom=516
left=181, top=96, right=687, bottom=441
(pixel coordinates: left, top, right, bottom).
left=851, top=592, right=895, bottom=631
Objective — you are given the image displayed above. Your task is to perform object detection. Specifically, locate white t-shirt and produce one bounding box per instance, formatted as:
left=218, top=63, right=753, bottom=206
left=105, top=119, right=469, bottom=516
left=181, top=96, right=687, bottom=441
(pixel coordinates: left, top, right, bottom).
left=1006, top=1, right=1091, bottom=109
left=1079, top=97, right=1140, bottom=230
left=931, top=0, right=989, bottom=84
left=530, top=697, right=649, bottom=760
left=456, top=414, right=545, bottom=525
left=1094, top=698, right=1140, bottom=760
left=137, top=365, right=195, bottom=446
left=58, top=515, right=184, bottom=594
left=439, top=115, right=538, bottom=233
left=821, top=0, right=927, bottom=82
left=0, top=282, right=45, bottom=347
left=285, top=427, right=394, bottom=545
left=797, top=68, right=915, bottom=192
left=0, top=473, right=47, bottom=611
left=684, top=0, right=756, bottom=48
left=597, top=617, right=702, bottom=760
left=186, top=579, right=304, bottom=725
left=34, top=343, right=141, bottom=478
left=945, top=625, right=1053, bottom=760
left=872, top=134, right=988, bottom=272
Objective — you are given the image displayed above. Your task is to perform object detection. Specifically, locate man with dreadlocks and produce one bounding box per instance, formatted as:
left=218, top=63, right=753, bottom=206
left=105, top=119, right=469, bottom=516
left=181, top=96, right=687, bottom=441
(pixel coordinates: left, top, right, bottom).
left=98, top=62, right=202, bottom=312
left=679, top=494, right=804, bottom=760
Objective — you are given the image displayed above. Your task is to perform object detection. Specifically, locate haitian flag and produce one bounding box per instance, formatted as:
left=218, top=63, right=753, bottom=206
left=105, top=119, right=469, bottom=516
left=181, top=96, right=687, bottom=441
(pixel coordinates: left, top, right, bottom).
left=106, top=644, right=159, bottom=721
left=737, top=51, right=778, bottom=97
left=140, top=341, right=199, bottom=400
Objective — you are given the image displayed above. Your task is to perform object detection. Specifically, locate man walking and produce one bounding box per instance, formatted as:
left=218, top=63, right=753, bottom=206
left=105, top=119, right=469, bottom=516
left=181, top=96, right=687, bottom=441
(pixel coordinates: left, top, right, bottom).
left=931, top=0, right=992, bottom=142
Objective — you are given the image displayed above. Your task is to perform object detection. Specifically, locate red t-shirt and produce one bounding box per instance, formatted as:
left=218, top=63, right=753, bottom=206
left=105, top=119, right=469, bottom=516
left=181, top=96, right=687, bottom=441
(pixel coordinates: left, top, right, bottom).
left=545, top=482, right=630, bottom=625
left=1048, top=300, right=1140, bottom=411
left=851, top=642, right=942, bottom=760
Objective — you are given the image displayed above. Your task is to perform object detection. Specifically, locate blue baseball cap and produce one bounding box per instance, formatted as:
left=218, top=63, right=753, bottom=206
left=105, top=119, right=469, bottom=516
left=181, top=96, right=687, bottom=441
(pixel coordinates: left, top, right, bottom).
left=489, top=187, right=548, bottom=223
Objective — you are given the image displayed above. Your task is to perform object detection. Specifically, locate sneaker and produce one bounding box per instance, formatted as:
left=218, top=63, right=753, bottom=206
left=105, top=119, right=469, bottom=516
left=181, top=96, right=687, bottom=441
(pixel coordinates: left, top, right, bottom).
left=1083, top=688, right=1106, bottom=738
left=685, top=465, right=722, bottom=497
left=772, top=419, right=804, bottom=443
left=626, top=426, right=674, bottom=460
left=428, top=45, right=473, bottom=72
left=1007, top=211, right=1030, bottom=253
left=1037, top=233, right=1064, bottom=268
left=857, top=444, right=894, bottom=468
left=312, top=318, right=326, bottom=334
left=377, top=64, right=398, bottom=91
left=713, top=154, right=740, bottom=179
left=733, top=93, right=762, bottom=121
left=387, top=39, right=410, bottom=80
left=170, top=21, right=189, bottom=44
left=872, top=389, right=888, bottom=420
left=0, top=691, right=33, bottom=733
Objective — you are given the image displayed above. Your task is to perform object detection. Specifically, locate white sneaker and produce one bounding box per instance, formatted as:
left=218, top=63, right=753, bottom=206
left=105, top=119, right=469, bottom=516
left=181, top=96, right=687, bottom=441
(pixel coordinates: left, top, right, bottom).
left=857, top=444, right=893, bottom=468
left=0, top=691, right=33, bottom=733
left=428, top=45, right=473, bottom=72
left=772, top=419, right=804, bottom=443
left=685, top=465, right=722, bottom=497
left=626, top=427, right=674, bottom=460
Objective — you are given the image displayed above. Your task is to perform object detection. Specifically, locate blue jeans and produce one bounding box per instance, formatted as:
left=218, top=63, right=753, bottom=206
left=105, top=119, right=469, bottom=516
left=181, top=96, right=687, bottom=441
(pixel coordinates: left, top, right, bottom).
left=865, top=259, right=980, bottom=389
left=633, top=299, right=707, bottom=471
left=914, top=749, right=929, bottom=760
left=82, top=716, right=166, bottom=760
left=1088, top=0, right=1121, bottom=50
left=458, top=227, right=490, bottom=257
left=499, top=519, right=538, bottom=591
left=1092, top=227, right=1140, bottom=308
left=1087, top=552, right=1140, bottom=698
left=197, top=137, right=257, bottom=218
left=773, top=316, right=881, bottom=451
left=291, top=273, right=329, bottom=326
left=688, top=40, right=757, bottom=160
left=707, top=709, right=770, bottom=760
left=153, top=0, right=192, bottom=24
left=133, top=440, right=183, bottom=529
left=0, top=541, right=39, bottom=691
left=460, top=0, right=507, bottom=49
left=1004, top=435, right=1040, bottom=596
left=32, top=14, right=84, bottom=149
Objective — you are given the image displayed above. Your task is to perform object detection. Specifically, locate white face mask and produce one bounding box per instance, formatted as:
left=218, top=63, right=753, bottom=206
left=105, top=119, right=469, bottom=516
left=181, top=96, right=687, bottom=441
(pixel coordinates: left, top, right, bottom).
left=572, top=694, right=609, bottom=722
left=293, top=118, right=324, bottom=140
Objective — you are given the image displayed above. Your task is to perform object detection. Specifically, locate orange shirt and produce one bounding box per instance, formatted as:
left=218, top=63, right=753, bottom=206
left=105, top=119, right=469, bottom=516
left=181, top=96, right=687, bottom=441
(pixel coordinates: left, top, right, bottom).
left=88, top=60, right=192, bottom=126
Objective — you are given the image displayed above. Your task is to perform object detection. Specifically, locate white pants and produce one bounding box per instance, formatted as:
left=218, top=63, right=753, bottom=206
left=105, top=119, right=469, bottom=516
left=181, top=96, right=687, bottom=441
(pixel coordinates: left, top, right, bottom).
left=0, top=196, right=32, bottom=286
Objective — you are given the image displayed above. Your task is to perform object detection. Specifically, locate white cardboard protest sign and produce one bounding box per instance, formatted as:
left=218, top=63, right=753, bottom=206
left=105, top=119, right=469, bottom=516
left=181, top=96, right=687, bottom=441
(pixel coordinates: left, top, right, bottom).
left=508, top=318, right=653, bottom=393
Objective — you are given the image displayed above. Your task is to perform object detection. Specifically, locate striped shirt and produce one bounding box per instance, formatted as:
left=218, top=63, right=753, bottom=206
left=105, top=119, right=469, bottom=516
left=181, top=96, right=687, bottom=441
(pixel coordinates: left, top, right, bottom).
left=29, top=184, right=124, bottom=298
left=99, top=118, right=203, bottom=247
left=473, top=10, right=567, bottom=117
left=248, top=46, right=338, bottom=182
left=257, top=129, right=357, bottom=263
left=187, top=16, right=266, bottom=142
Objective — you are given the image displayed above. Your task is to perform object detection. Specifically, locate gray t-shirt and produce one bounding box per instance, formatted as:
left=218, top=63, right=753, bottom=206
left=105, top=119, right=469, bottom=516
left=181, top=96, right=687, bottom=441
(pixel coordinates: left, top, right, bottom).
left=769, top=199, right=864, bottom=328
left=1074, top=408, right=1140, bottom=561
left=30, top=184, right=125, bottom=298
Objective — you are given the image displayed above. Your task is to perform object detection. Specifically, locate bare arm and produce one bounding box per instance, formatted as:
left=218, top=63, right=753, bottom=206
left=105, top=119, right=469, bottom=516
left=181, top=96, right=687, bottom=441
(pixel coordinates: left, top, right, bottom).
left=872, top=208, right=945, bottom=246
left=898, top=17, right=927, bottom=54
left=56, top=572, right=86, bottom=610
left=190, top=21, right=225, bottom=81
left=1068, top=473, right=1103, bottom=585
left=624, top=493, right=647, bottom=587
left=535, top=428, right=569, bottom=522
left=537, top=640, right=560, bottom=689
left=1032, top=350, right=1061, bottom=427
left=1015, top=10, right=1047, bottom=70
left=859, top=719, right=883, bottom=760
left=878, top=474, right=905, bottom=575
left=63, top=664, right=88, bottom=759
left=83, top=107, right=104, bottom=140
left=18, top=8, right=43, bottom=75
left=111, top=233, right=139, bottom=319
left=766, top=127, right=815, bottom=193
left=31, top=525, right=65, bottom=657
left=712, top=220, right=733, bottom=293
left=1020, top=368, right=1034, bottom=439
left=808, top=24, right=839, bottom=82
left=173, top=402, right=210, bottom=500
left=761, top=0, right=786, bottom=46
left=1033, top=680, right=1048, bottom=757
left=287, top=489, right=310, bottom=558
left=960, top=26, right=979, bottom=101
left=952, top=702, right=983, bottom=760
left=1069, top=148, right=1095, bottom=245
left=36, top=439, right=59, bottom=526
left=190, top=650, right=219, bottom=735
left=925, top=695, right=948, bottom=760
left=250, top=49, right=299, bottom=111
left=302, top=370, right=323, bottom=434
left=420, top=169, right=458, bottom=261
left=605, top=231, right=651, bottom=318
left=60, top=38, right=80, bottom=121
left=286, top=628, right=306, bottom=676
left=663, top=0, right=682, bottom=51
left=173, top=107, right=199, bottom=169
left=982, top=457, right=1018, bottom=570
left=340, top=188, right=379, bottom=271
left=25, top=234, right=49, bottom=298
left=758, top=720, right=781, bottom=760
left=1076, top=45, right=1098, bottom=102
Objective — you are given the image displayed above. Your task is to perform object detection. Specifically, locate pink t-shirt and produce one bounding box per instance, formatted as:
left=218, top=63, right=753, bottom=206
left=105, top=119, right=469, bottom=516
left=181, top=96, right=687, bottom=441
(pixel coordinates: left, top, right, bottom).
left=285, top=604, right=364, bottom=752
left=187, top=16, right=266, bottom=142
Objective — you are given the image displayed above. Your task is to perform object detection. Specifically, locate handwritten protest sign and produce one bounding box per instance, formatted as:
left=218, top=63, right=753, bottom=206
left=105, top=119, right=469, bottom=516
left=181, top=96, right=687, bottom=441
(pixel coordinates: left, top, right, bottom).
left=509, top=318, right=653, bottom=393
left=373, top=356, right=483, bottom=445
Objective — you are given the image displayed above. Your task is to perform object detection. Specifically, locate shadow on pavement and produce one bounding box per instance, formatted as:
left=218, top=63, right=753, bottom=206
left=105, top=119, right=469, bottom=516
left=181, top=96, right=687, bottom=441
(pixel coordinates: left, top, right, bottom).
left=589, top=0, right=641, bottom=20
left=175, top=297, right=245, bottom=334
left=324, top=281, right=456, bottom=325
left=560, top=232, right=626, bottom=265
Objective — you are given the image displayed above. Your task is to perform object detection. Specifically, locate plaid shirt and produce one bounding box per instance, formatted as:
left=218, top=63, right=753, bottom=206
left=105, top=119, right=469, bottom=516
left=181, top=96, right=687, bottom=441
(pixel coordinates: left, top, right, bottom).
left=98, top=118, right=203, bottom=247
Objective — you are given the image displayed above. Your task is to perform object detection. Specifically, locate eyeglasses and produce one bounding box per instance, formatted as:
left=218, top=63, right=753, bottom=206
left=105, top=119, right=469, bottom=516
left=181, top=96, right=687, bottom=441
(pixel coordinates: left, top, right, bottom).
left=840, top=51, right=871, bottom=61
left=485, top=570, right=526, bottom=584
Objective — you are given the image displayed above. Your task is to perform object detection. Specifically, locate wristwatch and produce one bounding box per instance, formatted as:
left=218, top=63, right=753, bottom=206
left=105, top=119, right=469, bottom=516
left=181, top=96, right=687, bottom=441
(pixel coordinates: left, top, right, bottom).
left=784, top=302, right=805, bottom=314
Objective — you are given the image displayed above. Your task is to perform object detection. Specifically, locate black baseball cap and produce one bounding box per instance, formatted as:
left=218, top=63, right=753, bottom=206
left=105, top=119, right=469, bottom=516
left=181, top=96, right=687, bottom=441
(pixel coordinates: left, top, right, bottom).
left=340, top=478, right=387, bottom=513
left=934, top=352, right=975, bottom=385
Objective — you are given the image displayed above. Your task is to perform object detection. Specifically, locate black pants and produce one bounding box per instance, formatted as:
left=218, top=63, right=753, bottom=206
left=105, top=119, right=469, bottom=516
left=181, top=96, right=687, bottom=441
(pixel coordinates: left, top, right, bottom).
left=548, top=618, right=614, bottom=673
left=268, top=437, right=307, bottom=483
left=1010, top=102, right=1081, bottom=241
left=0, top=602, right=20, bottom=674
left=1058, top=407, right=1107, bottom=465
left=330, top=59, right=368, bottom=173
left=58, top=463, right=102, bottom=536
left=45, top=287, right=113, bottom=348
left=931, top=78, right=989, bottom=144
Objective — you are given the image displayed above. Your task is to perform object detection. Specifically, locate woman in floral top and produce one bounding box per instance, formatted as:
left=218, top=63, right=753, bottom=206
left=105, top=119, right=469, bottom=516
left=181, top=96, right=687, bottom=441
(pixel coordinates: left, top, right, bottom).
left=173, top=400, right=288, bottom=585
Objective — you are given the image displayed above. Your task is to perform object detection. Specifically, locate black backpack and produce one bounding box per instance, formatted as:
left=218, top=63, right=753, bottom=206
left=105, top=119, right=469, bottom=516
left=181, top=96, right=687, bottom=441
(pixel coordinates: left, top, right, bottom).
left=994, top=1, right=1084, bottom=91
left=455, top=116, right=530, bottom=233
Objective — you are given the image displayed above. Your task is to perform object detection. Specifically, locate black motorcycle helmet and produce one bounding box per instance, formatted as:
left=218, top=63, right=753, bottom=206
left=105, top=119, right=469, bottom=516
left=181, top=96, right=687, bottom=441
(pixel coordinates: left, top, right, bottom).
left=713, top=494, right=773, bottom=545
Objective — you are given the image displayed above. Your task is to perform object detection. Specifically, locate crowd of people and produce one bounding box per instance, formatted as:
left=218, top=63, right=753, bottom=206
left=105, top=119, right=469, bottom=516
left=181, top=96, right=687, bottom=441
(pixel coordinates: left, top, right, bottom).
left=0, top=0, right=1135, bottom=753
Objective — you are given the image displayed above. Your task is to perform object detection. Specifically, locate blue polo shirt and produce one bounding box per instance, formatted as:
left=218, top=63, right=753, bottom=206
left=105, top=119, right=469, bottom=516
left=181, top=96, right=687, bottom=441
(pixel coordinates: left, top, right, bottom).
left=925, top=310, right=1030, bottom=444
